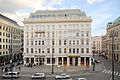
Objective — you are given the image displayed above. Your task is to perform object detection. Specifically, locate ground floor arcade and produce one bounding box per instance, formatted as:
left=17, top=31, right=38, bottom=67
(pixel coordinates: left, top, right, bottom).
left=24, top=56, right=91, bottom=66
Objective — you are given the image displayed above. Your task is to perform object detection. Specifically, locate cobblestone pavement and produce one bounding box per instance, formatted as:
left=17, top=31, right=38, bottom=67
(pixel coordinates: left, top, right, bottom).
left=12, top=65, right=93, bottom=77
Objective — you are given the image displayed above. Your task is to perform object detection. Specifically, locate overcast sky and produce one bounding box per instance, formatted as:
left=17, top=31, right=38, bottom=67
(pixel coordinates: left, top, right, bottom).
left=0, top=0, right=120, bottom=36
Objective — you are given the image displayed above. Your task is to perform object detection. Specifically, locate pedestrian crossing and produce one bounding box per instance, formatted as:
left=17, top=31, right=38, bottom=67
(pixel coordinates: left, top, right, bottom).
left=102, top=69, right=120, bottom=77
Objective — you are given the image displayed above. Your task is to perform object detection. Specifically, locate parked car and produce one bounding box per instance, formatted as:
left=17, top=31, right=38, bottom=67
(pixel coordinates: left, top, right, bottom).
left=56, top=73, right=70, bottom=79
left=77, top=78, right=87, bottom=80
left=2, top=71, right=19, bottom=78
left=32, top=73, right=45, bottom=79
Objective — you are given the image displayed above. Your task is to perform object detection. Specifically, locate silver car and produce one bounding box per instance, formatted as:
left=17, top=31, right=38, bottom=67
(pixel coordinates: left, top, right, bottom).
left=56, top=73, right=70, bottom=79
left=32, top=73, right=45, bottom=79
left=2, top=71, right=19, bottom=78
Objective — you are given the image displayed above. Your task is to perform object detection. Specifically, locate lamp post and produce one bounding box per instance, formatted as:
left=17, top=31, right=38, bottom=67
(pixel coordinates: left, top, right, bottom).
left=109, top=30, right=118, bottom=80
left=52, top=37, right=54, bottom=74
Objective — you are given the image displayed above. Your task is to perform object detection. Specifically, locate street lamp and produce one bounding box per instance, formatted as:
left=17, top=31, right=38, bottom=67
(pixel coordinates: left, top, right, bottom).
left=52, top=36, right=54, bottom=74
left=109, top=30, right=118, bottom=80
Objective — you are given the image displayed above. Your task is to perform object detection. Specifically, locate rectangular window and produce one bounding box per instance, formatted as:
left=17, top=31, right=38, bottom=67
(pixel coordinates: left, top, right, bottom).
left=64, top=32, right=66, bottom=37
left=73, top=48, right=75, bottom=53
left=27, top=41, right=29, bottom=45
left=43, top=26, right=45, bottom=30
left=52, top=40, right=55, bottom=45
left=69, top=26, right=71, bottom=30
left=0, top=38, right=1, bottom=42
left=64, top=48, right=66, bottom=53
left=86, top=25, right=89, bottom=30
left=59, top=32, right=62, bottom=37
left=47, top=58, right=50, bottom=64
left=77, top=48, right=79, bottom=53
left=69, top=48, right=71, bottom=53
left=64, top=40, right=66, bottom=45
left=86, top=32, right=89, bottom=37
left=76, top=33, right=79, bottom=36
left=86, top=48, right=89, bottom=53
left=59, top=48, right=61, bottom=53
left=52, top=48, right=55, bottom=53
left=47, top=48, right=50, bottom=53
left=59, top=40, right=61, bottom=45
left=31, top=41, right=33, bottom=45
left=81, top=40, right=84, bottom=45
left=39, top=41, right=41, bottom=45
left=64, top=25, right=66, bottom=30
left=31, top=26, right=33, bottom=30
left=31, top=48, right=33, bottom=53
left=86, top=40, right=89, bottom=45
left=39, top=49, right=41, bottom=53
left=77, top=40, right=79, bottom=45
left=52, top=25, right=55, bottom=30
left=47, top=25, right=50, bottom=30
left=0, top=32, right=2, bottom=36
left=35, top=41, right=37, bottom=45
left=26, top=48, right=29, bottom=53
left=81, top=48, right=84, bottom=53
left=77, top=25, right=79, bottom=29
left=81, top=25, right=84, bottom=30
left=81, top=32, right=84, bottom=37
left=40, top=26, right=41, bottom=30
left=59, top=25, right=61, bottom=29
left=36, top=26, right=38, bottom=30
left=0, top=45, right=2, bottom=49
left=73, top=26, right=75, bottom=29
left=73, top=40, right=75, bottom=45
left=69, top=40, right=71, bottom=45
left=0, top=26, right=1, bottom=29
left=42, top=41, right=44, bottom=45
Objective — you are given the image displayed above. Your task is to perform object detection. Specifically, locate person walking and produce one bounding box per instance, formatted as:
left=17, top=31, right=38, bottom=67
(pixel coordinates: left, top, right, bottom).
left=19, top=67, right=21, bottom=71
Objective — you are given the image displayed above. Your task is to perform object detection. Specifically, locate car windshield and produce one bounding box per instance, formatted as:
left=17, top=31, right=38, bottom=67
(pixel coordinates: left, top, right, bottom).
left=34, top=74, right=43, bottom=76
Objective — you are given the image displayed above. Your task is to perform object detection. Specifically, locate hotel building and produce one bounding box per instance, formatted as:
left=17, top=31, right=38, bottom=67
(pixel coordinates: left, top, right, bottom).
left=23, top=9, right=92, bottom=66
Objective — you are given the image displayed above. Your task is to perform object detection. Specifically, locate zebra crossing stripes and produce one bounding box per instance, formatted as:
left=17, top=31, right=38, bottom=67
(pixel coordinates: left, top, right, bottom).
left=102, top=69, right=120, bottom=77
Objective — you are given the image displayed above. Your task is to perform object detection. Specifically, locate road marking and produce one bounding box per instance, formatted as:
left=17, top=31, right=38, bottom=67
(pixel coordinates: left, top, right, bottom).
left=114, top=71, right=116, bottom=75
left=105, top=70, right=109, bottom=73
left=119, top=74, right=120, bottom=76
left=115, top=72, right=119, bottom=76
left=110, top=71, right=112, bottom=74
left=102, top=69, right=106, bottom=73
left=107, top=70, right=111, bottom=74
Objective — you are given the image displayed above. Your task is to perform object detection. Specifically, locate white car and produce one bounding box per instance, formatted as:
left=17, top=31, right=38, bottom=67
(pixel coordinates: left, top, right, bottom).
left=77, top=78, right=87, bottom=80
left=32, top=73, right=45, bottom=79
left=56, top=73, right=70, bottom=79
left=2, top=71, right=19, bottom=78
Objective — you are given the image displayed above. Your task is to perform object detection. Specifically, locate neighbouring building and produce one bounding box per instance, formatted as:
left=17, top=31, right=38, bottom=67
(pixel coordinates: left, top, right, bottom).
left=0, top=14, right=23, bottom=64
left=101, top=35, right=107, bottom=57
left=23, top=9, right=92, bottom=66
left=105, top=17, right=120, bottom=61
left=91, top=36, right=102, bottom=54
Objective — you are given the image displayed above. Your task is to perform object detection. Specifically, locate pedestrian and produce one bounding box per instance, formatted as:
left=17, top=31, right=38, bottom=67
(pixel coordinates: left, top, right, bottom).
left=19, top=67, right=21, bottom=70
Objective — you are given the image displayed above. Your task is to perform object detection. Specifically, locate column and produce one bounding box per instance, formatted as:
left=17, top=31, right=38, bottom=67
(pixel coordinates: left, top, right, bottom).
left=73, top=58, right=75, bottom=66
left=78, top=57, right=80, bottom=66
left=24, top=58, right=26, bottom=65
left=84, top=57, right=86, bottom=66
left=34, top=58, right=36, bottom=65
left=89, top=57, right=91, bottom=66
left=62, top=57, right=64, bottom=66
left=56, top=57, right=58, bottom=66
left=29, top=58, right=31, bottom=64
left=67, top=57, right=70, bottom=66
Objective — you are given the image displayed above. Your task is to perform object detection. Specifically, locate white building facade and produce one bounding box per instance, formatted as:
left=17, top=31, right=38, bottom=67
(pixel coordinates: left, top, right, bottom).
left=23, top=9, right=92, bottom=66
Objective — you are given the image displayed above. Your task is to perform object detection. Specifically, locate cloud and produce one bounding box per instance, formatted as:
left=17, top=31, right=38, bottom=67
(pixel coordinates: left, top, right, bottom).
left=0, top=0, right=65, bottom=25
left=87, top=0, right=104, bottom=4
